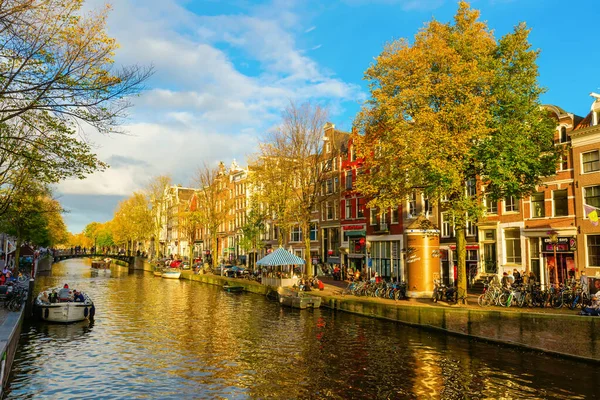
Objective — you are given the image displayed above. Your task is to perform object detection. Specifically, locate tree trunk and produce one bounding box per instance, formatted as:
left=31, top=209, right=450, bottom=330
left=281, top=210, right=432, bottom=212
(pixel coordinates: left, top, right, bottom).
left=14, top=238, right=22, bottom=273
left=303, top=221, right=312, bottom=277
left=455, top=225, right=468, bottom=305
left=211, top=233, right=218, bottom=270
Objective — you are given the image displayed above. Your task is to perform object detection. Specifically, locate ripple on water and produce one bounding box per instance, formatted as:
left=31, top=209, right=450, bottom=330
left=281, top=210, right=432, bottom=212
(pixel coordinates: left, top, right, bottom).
left=4, top=259, right=599, bottom=399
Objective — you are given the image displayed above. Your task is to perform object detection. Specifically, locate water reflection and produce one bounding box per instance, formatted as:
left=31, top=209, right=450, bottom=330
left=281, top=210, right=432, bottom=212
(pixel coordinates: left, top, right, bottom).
left=4, top=258, right=598, bottom=399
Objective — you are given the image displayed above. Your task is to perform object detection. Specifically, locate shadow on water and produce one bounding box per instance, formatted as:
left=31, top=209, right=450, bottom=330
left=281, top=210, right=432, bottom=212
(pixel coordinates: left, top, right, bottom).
left=3, top=258, right=598, bottom=399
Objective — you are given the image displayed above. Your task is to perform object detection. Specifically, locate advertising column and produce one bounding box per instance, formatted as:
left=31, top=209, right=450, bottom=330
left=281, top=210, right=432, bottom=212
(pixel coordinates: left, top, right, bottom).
left=405, top=216, right=440, bottom=298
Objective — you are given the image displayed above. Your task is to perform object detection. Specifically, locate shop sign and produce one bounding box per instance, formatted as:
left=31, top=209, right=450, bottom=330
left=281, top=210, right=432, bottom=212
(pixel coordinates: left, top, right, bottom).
left=542, top=237, right=576, bottom=252
left=343, top=225, right=365, bottom=231
left=449, top=245, right=479, bottom=251
left=348, top=254, right=365, bottom=259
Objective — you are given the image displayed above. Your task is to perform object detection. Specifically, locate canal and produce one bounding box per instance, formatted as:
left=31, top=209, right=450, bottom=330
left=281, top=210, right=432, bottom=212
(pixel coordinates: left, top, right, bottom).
left=3, top=258, right=598, bottom=399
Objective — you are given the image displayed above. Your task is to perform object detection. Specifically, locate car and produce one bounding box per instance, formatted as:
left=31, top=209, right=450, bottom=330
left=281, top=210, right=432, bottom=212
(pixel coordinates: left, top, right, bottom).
left=216, top=264, right=233, bottom=275
left=225, top=266, right=247, bottom=278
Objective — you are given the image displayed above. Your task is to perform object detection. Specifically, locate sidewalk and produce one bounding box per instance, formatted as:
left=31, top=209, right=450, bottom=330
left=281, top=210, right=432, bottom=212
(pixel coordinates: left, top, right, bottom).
left=316, top=277, right=585, bottom=316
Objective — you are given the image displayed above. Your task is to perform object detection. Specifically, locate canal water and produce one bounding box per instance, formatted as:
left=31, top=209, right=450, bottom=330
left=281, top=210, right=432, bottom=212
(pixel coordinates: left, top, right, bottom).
left=3, top=259, right=598, bottom=399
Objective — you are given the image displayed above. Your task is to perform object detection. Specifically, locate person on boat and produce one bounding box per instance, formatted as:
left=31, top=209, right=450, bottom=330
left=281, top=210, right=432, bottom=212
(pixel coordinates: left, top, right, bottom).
left=73, top=290, right=85, bottom=302
left=49, top=290, right=58, bottom=303
left=40, top=292, right=50, bottom=303
left=58, top=284, right=72, bottom=302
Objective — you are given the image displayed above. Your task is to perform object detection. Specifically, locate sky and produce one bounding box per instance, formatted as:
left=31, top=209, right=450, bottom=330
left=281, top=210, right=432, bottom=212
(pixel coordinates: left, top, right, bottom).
left=57, top=0, right=600, bottom=233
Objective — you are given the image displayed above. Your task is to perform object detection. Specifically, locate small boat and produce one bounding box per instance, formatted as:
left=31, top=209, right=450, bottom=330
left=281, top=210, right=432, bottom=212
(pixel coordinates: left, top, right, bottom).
left=279, top=293, right=322, bottom=309
left=34, top=286, right=95, bottom=323
left=153, top=270, right=162, bottom=277
left=91, top=258, right=111, bottom=269
left=162, top=268, right=181, bottom=279
left=268, top=288, right=321, bottom=309
left=223, top=283, right=244, bottom=293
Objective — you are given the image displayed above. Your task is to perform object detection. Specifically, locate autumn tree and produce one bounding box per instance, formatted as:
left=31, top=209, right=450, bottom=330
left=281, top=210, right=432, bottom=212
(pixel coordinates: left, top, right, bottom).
left=0, top=0, right=151, bottom=214
left=193, top=162, right=232, bottom=268
left=251, top=102, right=331, bottom=276
left=111, top=192, right=153, bottom=254
left=354, top=2, right=557, bottom=302
left=145, top=175, right=172, bottom=259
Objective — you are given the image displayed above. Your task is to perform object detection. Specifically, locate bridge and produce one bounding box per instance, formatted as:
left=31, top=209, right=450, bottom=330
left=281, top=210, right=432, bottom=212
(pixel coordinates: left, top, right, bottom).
left=52, top=253, right=137, bottom=264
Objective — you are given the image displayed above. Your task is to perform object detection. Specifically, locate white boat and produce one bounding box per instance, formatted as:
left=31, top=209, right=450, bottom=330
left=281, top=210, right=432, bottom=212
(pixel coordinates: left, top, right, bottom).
left=162, top=269, right=181, bottom=279
left=34, top=287, right=95, bottom=323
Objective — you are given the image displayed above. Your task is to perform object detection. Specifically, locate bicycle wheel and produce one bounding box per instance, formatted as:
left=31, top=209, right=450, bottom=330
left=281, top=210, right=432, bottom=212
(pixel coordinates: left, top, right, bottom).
left=551, top=294, right=563, bottom=309
left=477, top=294, right=489, bottom=307
left=498, top=293, right=508, bottom=307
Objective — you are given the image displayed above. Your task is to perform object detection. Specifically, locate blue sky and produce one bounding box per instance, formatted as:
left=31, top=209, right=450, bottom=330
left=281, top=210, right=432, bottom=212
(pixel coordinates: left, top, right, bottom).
left=58, top=0, right=600, bottom=232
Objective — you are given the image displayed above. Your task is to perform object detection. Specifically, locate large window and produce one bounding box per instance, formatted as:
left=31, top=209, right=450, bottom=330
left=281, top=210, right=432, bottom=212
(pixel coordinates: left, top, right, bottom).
left=310, top=224, right=318, bottom=241
left=466, top=217, right=476, bottom=237
left=504, top=229, right=521, bottom=264
left=326, top=202, right=333, bottom=220
left=553, top=189, right=568, bottom=217
left=588, top=235, right=600, bottom=267
left=345, top=170, right=353, bottom=190
left=370, top=208, right=377, bottom=225
left=585, top=186, right=600, bottom=208
left=485, top=196, right=498, bottom=214
left=326, top=179, right=333, bottom=194
left=441, top=212, right=453, bottom=238
left=291, top=226, right=302, bottom=242
left=408, top=192, right=417, bottom=217
left=558, top=126, right=568, bottom=143
left=466, top=179, right=476, bottom=197
left=345, top=200, right=352, bottom=220
left=391, top=207, right=399, bottom=224
left=559, top=154, right=568, bottom=171
left=505, top=196, right=519, bottom=212
left=531, top=192, right=545, bottom=218
left=357, top=198, right=364, bottom=218
left=582, top=150, right=600, bottom=173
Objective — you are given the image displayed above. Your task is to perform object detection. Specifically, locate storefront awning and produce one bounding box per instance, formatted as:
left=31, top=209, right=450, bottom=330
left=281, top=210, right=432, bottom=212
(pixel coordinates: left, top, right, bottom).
left=345, top=230, right=365, bottom=237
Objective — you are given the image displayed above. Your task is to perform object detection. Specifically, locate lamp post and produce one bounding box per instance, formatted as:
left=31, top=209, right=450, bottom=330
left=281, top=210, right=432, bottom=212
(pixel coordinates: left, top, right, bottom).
left=548, top=230, right=559, bottom=286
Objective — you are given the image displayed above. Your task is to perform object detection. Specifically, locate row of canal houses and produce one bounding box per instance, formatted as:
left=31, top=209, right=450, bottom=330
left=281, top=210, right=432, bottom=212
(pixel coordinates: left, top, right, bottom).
left=158, top=95, right=600, bottom=288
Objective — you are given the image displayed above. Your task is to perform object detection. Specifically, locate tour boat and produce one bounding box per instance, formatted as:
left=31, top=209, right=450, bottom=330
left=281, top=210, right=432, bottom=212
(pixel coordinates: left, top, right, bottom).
left=34, top=287, right=95, bottom=323
left=161, top=269, right=181, bottom=279
left=91, top=258, right=111, bottom=269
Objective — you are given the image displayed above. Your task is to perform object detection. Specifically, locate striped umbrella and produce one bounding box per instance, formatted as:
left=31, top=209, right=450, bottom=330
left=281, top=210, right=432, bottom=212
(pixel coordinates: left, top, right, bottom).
left=256, top=247, right=305, bottom=266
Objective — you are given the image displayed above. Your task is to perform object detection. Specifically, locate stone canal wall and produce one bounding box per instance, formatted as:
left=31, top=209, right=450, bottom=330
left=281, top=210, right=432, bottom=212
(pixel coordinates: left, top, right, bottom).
left=318, top=295, right=600, bottom=362
left=175, top=272, right=599, bottom=362
left=0, top=309, right=25, bottom=395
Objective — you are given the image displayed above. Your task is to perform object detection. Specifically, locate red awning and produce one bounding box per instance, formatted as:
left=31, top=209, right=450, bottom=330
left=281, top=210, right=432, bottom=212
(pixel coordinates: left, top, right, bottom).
left=449, top=245, right=479, bottom=251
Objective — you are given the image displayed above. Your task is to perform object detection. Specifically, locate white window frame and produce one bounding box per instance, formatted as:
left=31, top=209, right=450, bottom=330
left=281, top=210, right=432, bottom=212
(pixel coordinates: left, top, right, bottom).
left=582, top=150, right=600, bottom=174
left=369, top=208, right=377, bottom=226
left=390, top=207, right=399, bottom=224
left=345, top=200, right=352, bottom=220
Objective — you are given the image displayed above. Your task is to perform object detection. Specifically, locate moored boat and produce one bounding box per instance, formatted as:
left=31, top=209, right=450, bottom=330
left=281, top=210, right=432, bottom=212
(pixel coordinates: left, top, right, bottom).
left=34, top=286, right=95, bottom=323
left=267, top=288, right=321, bottom=309
left=161, top=269, right=181, bottom=279
left=223, top=283, right=244, bottom=293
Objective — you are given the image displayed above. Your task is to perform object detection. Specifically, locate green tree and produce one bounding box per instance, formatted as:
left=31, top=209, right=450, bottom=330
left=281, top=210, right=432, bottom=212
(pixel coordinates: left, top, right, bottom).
left=0, top=181, right=64, bottom=267
left=239, top=206, right=266, bottom=271
left=354, top=2, right=557, bottom=303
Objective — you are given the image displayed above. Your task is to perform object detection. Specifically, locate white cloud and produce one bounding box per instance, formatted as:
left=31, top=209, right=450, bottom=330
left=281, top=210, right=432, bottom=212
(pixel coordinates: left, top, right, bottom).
left=58, top=0, right=364, bottom=230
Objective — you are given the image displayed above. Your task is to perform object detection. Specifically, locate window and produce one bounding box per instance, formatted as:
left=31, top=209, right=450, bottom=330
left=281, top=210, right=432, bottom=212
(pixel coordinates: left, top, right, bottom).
left=334, top=177, right=339, bottom=192
left=391, top=207, right=399, bottom=224
left=466, top=217, right=476, bottom=237
left=345, top=200, right=352, bottom=220
left=424, top=196, right=432, bottom=215
left=582, top=151, right=600, bottom=173
left=291, top=226, right=302, bottom=242
left=441, top=212, right=453, bottom=238
left=351, top=146, right=357, bottom=162
left=357, top=198, right=364, bottom=218
left=466, top=179, right=476, bottom=197
left=553, top=189, right=568, bottom=217
left=584, top=186, right=600, bottom=208
left=370, top=208, right=377, bottom=225
left=587, top=235, right=600, bottom=267
left=326, top=202, right=333, bottom=220
left=485, top=196, right=498, bottom=214
left=559, top=126, right=568, bottom=143
left=531, top=192, right=545, bottom=218
left=504, top=229, right=521, bottom=264
left=325, top=142, right=331, bottom=153
left=505, top=196, right=519, bottom=212
left=559, top=154, right=568, bottom=171
left=408, top=192, right=417, bottom=217
left=345, top=170, right=353, bottom=190
left=310, top=224, right=318, bottom=241
left=326, top=179, right=333, bottom=194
